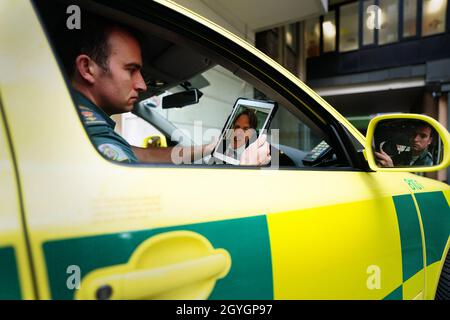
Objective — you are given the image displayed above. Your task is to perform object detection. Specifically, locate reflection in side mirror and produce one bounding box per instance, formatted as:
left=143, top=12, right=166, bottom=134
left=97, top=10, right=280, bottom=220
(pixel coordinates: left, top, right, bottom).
left=162, top=89, right=202, bottom=109
left=372, top=118, right=443, bottom=169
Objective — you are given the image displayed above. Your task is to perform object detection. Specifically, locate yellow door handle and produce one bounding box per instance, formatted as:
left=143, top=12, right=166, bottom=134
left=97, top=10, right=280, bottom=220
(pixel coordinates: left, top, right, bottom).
left=76, top=231, right=232, bottom=300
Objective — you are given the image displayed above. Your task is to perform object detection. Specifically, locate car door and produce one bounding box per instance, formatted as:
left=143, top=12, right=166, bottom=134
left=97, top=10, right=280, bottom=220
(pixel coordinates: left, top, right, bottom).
left=2, top=0, right=427, bottom=300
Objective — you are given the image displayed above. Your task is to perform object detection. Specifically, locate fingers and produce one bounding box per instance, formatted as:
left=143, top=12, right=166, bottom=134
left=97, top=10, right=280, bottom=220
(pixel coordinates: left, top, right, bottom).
left=374, top=151, right=387, bottom=166
left=255, top=141, right=268, bottom=165
left=260, top=153, right=271, bottom=166
left=377, top=159, right=387, bottom=166
left=256, top=134, right=267, bottom=148
left=375, top=151, right=388, bottom=161
left=258, top=141, right=271, bottom=165
left=239, top=136, right=271, bottom=166
left=374, top=151, right=383, bottom=159
left=374, top=151, right=393, bottom=167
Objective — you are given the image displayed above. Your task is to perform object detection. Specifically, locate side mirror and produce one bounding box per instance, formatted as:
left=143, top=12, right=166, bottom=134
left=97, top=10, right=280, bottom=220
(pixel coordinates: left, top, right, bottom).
left=365, top=114, right=450, bottom=172
left=162, top=89, right=202, bottom=109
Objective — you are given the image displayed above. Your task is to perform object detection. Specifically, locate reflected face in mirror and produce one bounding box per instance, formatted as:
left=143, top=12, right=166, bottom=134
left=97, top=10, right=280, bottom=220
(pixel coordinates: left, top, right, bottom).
left=410, top=125, right=432, bottom=155
left=373, top=119, right=441, bottom=168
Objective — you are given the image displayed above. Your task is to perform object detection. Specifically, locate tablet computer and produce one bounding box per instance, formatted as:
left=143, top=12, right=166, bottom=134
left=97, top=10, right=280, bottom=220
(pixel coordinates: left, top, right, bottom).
left=212, top=98, right=277, bottom=165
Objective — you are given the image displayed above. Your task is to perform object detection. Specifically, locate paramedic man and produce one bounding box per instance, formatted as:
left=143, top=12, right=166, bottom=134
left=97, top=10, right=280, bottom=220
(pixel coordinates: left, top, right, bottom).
left=61, top=16, right=271, bottom=165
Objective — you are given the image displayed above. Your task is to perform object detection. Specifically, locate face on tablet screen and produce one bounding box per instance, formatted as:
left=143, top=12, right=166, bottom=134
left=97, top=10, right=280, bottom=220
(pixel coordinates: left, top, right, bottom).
left=218, top=102, right=273, bottom=162
left=230, top=108, right=258, bottom=149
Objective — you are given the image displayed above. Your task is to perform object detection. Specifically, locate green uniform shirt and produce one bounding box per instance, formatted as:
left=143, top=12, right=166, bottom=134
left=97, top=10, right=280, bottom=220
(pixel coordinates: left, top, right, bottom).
left=393, top=149, right=434, bottom=167
left=74, top=91, right=138, bottom=163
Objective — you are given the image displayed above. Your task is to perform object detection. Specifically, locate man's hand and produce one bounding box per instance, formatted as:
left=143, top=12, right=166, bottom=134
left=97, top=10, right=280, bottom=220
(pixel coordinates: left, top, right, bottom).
left=374, top=147, right=394, bottom=167
left=240, top=134, right=271, bottom=166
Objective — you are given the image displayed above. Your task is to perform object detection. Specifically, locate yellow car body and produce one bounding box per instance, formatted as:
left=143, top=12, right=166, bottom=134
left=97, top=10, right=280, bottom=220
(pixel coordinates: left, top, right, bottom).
left=0, top=0, right=449, bottom=300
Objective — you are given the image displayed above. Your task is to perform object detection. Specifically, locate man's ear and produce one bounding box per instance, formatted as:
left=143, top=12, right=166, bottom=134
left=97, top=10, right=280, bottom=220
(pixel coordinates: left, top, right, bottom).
left=74, top=54, right=96, bottom=85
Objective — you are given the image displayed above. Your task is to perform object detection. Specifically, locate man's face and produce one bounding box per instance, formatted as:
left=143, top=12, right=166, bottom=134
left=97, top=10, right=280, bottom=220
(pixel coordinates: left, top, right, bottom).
left=410, top=126, right=432, bottom=154
left=94, top=29, right=147, bottom=115
left=232, top=114, right=255, bottom=149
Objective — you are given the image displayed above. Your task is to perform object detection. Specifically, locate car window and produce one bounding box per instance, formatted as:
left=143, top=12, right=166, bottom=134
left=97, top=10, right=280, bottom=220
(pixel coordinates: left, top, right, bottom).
left=35, top=0, right=350, bottom=169
left=123, top=64, right=331, bottom=167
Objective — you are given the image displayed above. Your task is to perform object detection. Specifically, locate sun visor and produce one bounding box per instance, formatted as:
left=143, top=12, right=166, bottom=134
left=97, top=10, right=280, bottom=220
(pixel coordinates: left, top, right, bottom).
left=143, top=45, right=214, bottom=94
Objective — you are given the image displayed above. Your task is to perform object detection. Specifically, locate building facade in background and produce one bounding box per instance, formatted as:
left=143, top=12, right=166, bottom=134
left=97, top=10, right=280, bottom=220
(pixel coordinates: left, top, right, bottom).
left=300, top=0, right=449, bottom=180
left=257, top=0, right=450, bottom=181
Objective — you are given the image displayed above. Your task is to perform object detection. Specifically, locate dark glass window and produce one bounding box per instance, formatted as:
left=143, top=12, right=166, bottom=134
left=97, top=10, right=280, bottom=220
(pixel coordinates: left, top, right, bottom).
left=403, top=0, right=418, bottom=37
left=322, top=10, right=336, bottom=52
left=363, top=0, right=376, bottom=45
left=379, top=0, right=399, bottom=44
left=422, top=0, right=447, bottom=36
left=339, top=2, right=359, bottom=52
left=305, top=18, right=320, bottom=57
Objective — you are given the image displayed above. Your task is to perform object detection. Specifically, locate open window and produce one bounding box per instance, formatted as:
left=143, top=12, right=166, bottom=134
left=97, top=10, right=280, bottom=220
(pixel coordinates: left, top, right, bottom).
left=34, top=0, right=353, bottom=169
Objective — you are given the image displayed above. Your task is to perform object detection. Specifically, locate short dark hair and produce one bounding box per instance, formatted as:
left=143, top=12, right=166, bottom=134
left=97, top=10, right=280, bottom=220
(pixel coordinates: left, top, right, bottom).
left=54, top=14, right=141, bottom=78
left=415, top=122, right=434, bottom=139
left=234, top=108, right=258, bottom=129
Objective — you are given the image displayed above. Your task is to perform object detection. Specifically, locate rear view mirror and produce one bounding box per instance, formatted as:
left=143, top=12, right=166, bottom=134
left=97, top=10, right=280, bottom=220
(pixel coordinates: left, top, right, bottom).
left=365, top=114, right=450, bottom=172
left=162, top=89, right=202, bottom=109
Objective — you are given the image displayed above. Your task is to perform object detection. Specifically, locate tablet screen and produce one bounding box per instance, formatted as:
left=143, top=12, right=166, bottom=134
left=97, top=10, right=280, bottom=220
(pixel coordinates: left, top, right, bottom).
left=212, top=98, right=277, bottom=165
